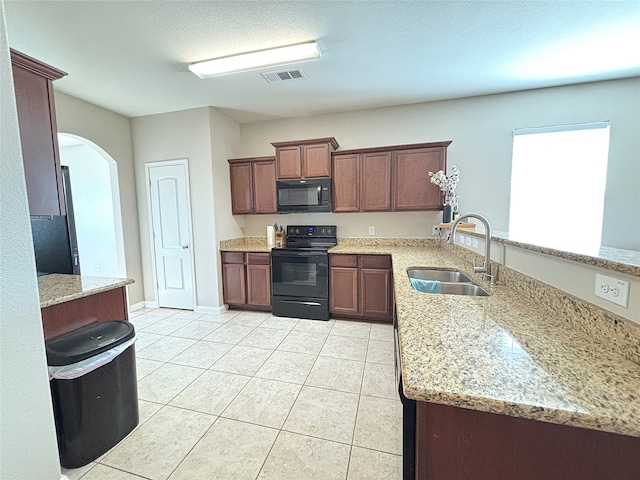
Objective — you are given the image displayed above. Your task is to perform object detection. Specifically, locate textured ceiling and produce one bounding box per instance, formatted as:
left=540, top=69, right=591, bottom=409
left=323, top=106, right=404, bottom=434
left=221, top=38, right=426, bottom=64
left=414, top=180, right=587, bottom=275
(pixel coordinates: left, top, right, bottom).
left=5, top=0, right=640, bottom=123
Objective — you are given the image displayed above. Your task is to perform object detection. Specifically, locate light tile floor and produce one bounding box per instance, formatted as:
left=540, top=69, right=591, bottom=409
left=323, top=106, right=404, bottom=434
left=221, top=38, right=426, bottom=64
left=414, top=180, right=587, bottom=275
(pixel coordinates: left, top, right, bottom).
left=62, top=309, right=402, bottom=480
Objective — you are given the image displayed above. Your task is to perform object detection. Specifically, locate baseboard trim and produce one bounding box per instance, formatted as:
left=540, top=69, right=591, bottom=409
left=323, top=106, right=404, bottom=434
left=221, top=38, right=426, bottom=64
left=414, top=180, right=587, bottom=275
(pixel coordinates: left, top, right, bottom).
left=195, top=305, right=227, bottom=314
left=128, top=301, right=145, bottom=312
left=144, top=300, right=159, bottom=309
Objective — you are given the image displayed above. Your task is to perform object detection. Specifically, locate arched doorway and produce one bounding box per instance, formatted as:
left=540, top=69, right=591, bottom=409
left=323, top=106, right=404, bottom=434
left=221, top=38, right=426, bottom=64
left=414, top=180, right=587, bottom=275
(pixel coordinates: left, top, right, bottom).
left=58, top=133, right=126, bottom=278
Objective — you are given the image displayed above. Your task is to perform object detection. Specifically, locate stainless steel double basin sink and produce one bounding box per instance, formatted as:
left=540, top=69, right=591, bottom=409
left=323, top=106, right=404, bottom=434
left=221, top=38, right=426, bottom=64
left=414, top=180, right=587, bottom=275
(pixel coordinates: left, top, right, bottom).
left=407, top=268, right=489, bottom=296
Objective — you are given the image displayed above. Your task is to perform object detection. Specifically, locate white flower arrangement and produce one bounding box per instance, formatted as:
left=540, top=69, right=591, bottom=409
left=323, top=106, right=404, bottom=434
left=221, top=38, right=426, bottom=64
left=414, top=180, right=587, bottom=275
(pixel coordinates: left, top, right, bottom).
left=428, top=165, right=460, bottom=195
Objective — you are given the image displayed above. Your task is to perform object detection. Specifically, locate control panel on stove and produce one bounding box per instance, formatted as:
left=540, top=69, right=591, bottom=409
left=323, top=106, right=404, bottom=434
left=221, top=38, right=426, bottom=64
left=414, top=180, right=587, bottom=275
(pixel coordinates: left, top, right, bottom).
left=287, top=225, right=337, bottom=238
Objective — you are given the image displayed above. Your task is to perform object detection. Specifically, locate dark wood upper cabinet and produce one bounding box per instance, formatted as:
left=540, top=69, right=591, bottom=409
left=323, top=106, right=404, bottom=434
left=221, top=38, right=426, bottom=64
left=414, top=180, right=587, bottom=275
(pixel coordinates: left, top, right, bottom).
left=332, top=153, right=360, bottom=212
left=332, top=141, right=451, bottom=213
left=302, top=143, right=332, bottom=178
left=252, top=159, right=277, bottom=214
left=11, top=49, right=67, bottom=216
left=228, top=156, right=276, bottom=215
left=229, top=161, right=253, bottom=214
left=393, top=146, right=447, bottom=211
left=273, top=146, right=302, bottom=179
left=272, top=137, right=339, bottom=180
left=361, top=152, right=392, bottom=212
left=333, top=152, right=391, bottom=212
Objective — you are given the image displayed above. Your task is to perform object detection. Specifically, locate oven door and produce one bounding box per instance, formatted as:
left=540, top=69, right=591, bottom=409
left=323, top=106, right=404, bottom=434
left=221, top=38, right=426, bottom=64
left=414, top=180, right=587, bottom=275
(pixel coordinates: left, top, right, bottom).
left=271, top=249, right=329, bottom=298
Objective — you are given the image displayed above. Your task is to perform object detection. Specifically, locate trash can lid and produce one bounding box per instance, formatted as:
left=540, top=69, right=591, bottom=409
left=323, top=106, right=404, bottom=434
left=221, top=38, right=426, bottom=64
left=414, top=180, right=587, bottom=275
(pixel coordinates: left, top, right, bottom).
left=46, top=320, right=135, bottom=366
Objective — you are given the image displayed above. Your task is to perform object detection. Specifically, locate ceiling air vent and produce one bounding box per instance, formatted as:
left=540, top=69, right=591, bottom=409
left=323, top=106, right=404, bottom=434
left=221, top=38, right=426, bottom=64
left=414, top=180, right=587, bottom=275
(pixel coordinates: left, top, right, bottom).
left=261, top=68, right=306, bottom=83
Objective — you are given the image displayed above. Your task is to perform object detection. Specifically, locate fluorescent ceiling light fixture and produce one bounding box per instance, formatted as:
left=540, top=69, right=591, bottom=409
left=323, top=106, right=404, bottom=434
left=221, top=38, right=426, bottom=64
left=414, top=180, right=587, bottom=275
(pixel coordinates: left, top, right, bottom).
left=189, top=41, right=321, bottom=78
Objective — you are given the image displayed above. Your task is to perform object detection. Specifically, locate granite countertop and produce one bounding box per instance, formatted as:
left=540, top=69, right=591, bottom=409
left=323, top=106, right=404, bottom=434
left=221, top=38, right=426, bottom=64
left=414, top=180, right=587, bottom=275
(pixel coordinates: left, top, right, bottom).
left=219, top=237, right=273, bottom=253
left=39, top=274, right=134, bottom=308
left=330, top=243, right=640, bottom=438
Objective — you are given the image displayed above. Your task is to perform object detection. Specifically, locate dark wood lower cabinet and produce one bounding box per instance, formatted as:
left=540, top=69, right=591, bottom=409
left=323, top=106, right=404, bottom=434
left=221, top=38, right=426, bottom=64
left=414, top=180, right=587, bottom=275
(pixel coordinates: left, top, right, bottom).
left=40, top=287, right=129, bottom=341
left=221, top=251, right=271, bottom=311
left=329, top=254, right=393, bottom=322
left=416, top=401, right=640, bottom=480
left=222, top=262, right=246, bottom=305
left=246, top=263, right=271, bottom=307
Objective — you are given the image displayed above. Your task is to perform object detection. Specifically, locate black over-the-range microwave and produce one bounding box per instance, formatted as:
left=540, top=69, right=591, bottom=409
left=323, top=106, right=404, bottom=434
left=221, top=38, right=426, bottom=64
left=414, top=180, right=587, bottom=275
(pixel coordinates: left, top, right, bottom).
left=276, top=178, right=332, bottom=213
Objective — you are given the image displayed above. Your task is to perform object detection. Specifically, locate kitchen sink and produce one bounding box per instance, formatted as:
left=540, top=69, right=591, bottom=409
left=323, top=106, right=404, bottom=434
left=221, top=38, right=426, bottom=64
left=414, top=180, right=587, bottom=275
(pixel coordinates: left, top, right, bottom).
left=406, top=268, right=472, bottom=283
left=407, top=268, right=489, bottom=296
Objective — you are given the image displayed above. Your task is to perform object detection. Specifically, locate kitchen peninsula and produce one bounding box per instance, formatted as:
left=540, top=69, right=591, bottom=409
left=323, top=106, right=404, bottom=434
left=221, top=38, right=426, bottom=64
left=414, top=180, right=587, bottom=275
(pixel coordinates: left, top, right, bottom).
left=333, top=238, right=640, bottom=479
left=38, top=274, right=134, bottom=341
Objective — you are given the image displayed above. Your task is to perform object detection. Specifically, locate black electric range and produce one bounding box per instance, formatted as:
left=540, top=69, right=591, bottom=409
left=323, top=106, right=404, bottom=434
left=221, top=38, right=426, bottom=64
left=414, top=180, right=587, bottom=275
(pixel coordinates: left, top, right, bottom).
left=271, top=225, right=337, bottom=321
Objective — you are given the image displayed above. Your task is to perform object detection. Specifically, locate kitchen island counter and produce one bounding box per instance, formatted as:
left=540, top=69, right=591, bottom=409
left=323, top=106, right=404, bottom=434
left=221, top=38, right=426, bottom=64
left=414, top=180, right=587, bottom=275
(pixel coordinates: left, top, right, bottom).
left=38, top=274, right=134, bottom=340
left=330, top=242, right=640, bottom=438
left=39, top=273, right=134, bottom=308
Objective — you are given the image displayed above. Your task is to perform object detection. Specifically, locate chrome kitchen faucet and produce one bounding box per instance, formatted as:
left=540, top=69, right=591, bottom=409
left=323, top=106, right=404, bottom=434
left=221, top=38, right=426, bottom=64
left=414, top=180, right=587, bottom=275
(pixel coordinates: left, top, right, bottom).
left=448, top=213, right=495, bottom=284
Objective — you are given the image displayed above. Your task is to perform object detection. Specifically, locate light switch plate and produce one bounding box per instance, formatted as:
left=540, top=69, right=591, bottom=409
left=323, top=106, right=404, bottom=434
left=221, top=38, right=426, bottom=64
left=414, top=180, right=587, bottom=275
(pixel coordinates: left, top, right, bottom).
left=368, top=226, right=375, bottom=236
left=472, top=238, right=479, bottom=249
left=459, top=234, right=465, bottom=244
left=595, top=273, right=630, bottom=308
left=465, top=236, right=472, bottom=246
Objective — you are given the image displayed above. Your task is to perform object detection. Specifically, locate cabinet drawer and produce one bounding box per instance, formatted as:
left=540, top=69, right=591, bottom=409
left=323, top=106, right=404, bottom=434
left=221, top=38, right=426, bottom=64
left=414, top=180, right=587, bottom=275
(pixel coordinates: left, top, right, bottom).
left=361, top=255, right=392, bottom=269
left=247, top=253, right=270, bottom=265
left=330, top=254, right=358, bottom=268
left=222, top=252, right=245, bottom=264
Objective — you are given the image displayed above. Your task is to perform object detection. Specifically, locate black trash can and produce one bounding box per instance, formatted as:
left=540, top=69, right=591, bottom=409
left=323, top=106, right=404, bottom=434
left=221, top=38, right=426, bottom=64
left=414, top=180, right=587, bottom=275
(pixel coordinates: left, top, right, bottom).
left=46, top=320, right=138, bottom=468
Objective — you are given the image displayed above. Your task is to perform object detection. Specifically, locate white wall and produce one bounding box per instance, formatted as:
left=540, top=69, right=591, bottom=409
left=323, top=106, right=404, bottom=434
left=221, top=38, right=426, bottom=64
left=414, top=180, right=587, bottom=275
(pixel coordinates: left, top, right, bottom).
left=61, top=143, right=123, bottom=278
left=238, top=78, right=640, bottom=251
left=54, top=92, right=144, bottom=305
left=0, top=2, right=62, bottom=477
left=131, top=107, right=241, bottom=310
left=208, top=107, right=243, bottom=302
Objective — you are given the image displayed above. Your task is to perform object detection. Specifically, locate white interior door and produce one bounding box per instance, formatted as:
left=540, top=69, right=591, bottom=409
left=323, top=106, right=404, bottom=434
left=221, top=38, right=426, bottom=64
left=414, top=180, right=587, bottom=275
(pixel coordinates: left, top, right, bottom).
left=148, top=162, right=194, bottom=309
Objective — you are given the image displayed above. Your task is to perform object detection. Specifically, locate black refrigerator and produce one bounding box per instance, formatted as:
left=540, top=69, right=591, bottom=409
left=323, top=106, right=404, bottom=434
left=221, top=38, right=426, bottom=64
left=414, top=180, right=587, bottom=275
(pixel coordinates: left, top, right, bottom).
left=31, top=166, right=81, bottom=276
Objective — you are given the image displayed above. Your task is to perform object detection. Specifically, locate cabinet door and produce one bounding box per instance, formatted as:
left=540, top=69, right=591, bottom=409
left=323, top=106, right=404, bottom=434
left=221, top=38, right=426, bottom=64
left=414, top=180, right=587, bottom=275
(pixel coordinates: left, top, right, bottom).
left=12, top=64, right=65, bottom=215
left=330, top=267, right=359, bottom=315
left=360, top=268, right=392, bottom=318
left=332, top=154, right=360, bottom=212
left=302, top=143, right=331, bottom=178
left=276, top=146, right=302, bottom=179
left=247, top=264, right=272, bottom=307
left=252, top=160, right=277, bottom=214
left=222, top=263, right=246, bottom=305
left=229, top=162, right=253, bottom=214
left=361, top=152, right=392, bottom=211
left=393, top=147, right=445, bottom=211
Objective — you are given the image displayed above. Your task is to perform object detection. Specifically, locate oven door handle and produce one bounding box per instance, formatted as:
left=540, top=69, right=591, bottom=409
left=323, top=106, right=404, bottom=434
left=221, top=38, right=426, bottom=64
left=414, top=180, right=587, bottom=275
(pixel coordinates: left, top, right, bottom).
left=278, top=300, right=323, bottom=307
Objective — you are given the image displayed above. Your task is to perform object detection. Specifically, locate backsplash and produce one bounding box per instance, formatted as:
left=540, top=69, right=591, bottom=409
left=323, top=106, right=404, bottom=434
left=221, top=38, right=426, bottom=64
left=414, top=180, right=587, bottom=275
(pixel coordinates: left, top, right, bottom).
left=500, top=262, right=640, bottom=366
left=337, top=237, right=439, bottom=247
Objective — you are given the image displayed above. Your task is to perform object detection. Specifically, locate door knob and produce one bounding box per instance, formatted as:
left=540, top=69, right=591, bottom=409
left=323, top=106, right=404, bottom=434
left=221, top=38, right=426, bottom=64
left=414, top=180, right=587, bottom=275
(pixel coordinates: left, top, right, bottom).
left=182, top=245, right=189, bottom=249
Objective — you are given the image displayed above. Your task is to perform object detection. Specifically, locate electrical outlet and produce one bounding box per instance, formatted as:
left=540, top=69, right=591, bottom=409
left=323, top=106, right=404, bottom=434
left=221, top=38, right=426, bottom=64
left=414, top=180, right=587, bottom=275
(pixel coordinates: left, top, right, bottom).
left=368, top=225, right=375, bottom=236
left=465, top=236, right=472, bottom=246
left=472, top=238, right=479, bottom=249
left=432, top=225, right=440, bottom=236
left=595, top=273, right=630, bottom=308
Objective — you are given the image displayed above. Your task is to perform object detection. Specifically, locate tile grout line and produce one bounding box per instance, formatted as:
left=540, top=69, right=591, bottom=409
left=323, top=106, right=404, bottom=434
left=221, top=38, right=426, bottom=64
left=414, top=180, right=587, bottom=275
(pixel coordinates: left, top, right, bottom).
left=71, top=312, right=400, bottom=479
